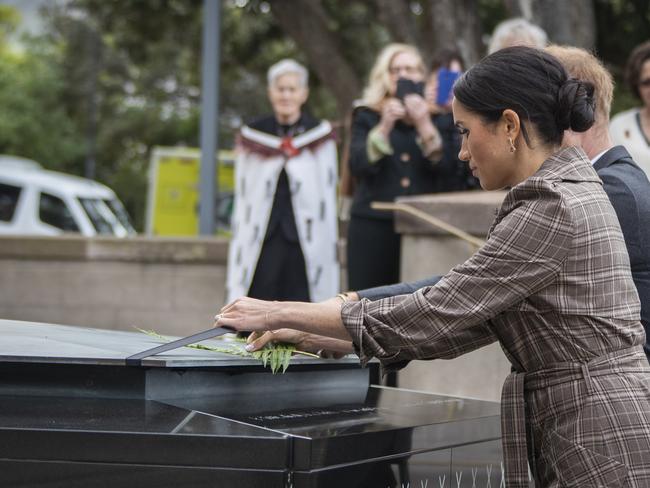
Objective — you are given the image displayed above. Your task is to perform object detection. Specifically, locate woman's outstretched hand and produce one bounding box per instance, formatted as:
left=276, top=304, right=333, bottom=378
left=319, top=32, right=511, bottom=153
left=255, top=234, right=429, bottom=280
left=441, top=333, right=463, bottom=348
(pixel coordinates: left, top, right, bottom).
left=214, top=296, right=280, bottom=333
left=214, top=296, right=353, bottom=341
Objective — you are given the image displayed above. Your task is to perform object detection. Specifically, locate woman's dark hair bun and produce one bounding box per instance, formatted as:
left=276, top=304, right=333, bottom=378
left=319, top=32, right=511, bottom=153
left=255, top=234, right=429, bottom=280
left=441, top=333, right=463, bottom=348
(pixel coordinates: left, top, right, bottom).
left=556, top=78, right=596, bottom=132
left=453, top=46, right=595, bottom=146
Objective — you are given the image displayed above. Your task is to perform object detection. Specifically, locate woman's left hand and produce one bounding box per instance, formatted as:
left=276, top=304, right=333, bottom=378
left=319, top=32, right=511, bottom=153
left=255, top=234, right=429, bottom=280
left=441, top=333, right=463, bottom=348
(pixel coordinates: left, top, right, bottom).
left=245, top=329, right=350, bottom=359
left=214, top=296, right=279, bottom=333
left=245, top=329, right=313, bottom=352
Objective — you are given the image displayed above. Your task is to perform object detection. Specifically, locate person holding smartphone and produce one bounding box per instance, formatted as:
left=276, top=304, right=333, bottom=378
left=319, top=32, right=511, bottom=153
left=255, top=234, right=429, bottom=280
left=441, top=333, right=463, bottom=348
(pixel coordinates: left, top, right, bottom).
left=425, top=47, right=463, bottom=114
left=425, top=47, right=480, bottom=191
left=345, top=43, right=445, bottom=293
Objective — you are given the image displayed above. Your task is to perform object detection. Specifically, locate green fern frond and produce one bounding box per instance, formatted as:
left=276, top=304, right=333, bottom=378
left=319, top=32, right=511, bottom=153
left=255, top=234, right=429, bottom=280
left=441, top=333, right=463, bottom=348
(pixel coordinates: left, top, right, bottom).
left=134, top=327, right=317, bottom=373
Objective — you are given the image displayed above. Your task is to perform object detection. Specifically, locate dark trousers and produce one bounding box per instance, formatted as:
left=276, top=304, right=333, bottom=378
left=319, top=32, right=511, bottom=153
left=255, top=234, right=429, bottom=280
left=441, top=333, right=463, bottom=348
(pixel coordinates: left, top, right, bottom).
left=248, top=228, right=311, bottom=302
left=347, top=216, right=401, bottom=291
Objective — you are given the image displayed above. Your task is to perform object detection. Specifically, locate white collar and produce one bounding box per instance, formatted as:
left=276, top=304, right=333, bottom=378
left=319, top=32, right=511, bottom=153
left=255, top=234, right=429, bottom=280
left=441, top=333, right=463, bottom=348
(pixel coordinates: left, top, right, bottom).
left=590, top=148, right=609, bottom=166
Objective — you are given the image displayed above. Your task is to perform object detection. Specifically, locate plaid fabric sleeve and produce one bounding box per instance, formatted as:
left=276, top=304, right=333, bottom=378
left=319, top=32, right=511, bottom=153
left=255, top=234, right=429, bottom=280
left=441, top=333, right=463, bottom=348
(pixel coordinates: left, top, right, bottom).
left=341, top=181, right=574, bottom=368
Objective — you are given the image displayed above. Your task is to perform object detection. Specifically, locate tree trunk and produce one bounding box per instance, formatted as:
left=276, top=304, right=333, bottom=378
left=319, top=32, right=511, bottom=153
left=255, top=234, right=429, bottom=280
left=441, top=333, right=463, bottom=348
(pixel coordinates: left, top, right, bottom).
left=427, top=0, right=456, bottom=53
left=374, top=0, right=419, bottom=47
left=503, top=0, right=533, bottom=19
left=532, top=0, right=596, bottom=49
left=456, top=0, right=484, bottom=65
left=424, top=0, right=484, bottom=66
left=268, top=0, right=362, bottom=116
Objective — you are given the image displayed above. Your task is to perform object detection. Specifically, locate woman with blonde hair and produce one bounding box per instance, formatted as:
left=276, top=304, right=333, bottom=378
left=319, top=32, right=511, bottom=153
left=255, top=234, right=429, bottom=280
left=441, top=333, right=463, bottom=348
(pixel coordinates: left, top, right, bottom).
left=345, top=43, right=447, bottom=291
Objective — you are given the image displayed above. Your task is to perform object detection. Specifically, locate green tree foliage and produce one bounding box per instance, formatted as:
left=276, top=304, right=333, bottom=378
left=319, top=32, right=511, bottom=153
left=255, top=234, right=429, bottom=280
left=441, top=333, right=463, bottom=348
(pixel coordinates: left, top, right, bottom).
left=1, top=0, right=647, bottom=232
left=0, top=8, right=84, bottom=171
left=594, top=0, right=650, bottom=114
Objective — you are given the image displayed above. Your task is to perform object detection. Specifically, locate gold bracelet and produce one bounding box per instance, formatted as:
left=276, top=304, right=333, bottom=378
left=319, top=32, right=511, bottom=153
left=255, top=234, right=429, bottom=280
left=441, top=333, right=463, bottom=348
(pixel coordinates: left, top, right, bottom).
left=336, top=292, right=349, bottom=303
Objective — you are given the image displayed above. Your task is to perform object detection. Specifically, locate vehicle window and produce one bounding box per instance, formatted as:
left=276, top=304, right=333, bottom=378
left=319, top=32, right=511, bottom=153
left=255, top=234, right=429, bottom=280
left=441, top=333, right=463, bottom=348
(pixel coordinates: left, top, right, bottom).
left=104, top=199, right=136, bottom=234
left=0, top=182, right=22, bottom=222
left=39, top=192, right=79, bottom=232
left=78, top=198, right=115, bottom=235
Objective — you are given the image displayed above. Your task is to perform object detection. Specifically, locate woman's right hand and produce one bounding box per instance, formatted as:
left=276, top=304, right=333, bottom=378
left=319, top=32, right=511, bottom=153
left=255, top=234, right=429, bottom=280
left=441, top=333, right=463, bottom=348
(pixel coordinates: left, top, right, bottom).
left=379, top=98, right=406, bottom=137
left=245, top=329, right=347, bottom=359
left=215, top=295, right=353, bottom=342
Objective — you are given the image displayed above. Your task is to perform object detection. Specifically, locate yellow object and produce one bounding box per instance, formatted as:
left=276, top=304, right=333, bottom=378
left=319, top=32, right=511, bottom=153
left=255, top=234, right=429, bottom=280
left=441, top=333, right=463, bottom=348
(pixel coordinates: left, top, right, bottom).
left=146, top=147, right=234, bottom=236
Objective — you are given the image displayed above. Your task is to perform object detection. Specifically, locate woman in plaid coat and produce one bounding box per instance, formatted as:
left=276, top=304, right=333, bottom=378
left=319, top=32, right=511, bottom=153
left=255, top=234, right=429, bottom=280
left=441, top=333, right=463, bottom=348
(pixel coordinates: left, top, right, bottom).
left=217, top=47, right=650, bottom=487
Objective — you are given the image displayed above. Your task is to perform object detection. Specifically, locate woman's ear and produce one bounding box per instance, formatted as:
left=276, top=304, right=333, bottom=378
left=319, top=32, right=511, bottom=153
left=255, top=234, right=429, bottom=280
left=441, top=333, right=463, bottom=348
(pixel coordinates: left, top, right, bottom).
left=501, top=109, right=521, bottom=139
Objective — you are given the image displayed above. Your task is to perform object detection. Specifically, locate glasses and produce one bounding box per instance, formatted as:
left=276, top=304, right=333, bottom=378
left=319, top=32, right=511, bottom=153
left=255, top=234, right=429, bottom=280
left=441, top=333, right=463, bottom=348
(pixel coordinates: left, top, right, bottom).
left=639, top=78, right=650, bottom=88
left=389, top=65, right=421, bottom=76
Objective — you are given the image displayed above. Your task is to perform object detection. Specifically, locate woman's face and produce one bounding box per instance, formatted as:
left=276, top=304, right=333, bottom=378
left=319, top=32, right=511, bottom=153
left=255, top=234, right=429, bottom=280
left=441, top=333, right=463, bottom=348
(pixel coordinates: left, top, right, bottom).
left=452, top=98, right=516, bottom=191
left=639, top=59, right=650, bottom=108
left=268, top=72, right=308, bottom=123
left=388, top=51, right=424, bottom=95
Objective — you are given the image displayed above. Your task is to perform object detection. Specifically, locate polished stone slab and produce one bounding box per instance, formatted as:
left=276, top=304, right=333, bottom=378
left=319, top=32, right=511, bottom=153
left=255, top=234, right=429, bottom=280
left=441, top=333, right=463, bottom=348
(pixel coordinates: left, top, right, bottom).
left=0, top=319, right=360, bottom=368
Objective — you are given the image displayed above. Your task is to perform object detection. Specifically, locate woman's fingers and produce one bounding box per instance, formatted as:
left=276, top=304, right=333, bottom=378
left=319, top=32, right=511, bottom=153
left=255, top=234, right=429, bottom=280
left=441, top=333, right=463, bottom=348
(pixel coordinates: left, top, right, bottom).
left=404, top=94, right=427, bottom=115
left=213, top=296, right=272, bottom=332
left=220, top=296, right=250, bottom=313
left=244, top=329, right=307, bottom=352
left=245, top=331, right=276, bottom=351
left=247, top=331, right=262, bottom=343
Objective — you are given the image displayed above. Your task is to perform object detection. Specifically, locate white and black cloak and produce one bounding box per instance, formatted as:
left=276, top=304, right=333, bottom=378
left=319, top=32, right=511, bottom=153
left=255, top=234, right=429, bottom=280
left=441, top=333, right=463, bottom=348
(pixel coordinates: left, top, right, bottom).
left=226, top=118, right=339, bottom=303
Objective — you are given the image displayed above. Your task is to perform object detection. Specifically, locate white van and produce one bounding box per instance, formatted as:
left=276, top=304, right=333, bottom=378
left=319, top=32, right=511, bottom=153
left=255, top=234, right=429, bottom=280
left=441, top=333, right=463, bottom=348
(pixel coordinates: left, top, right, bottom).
left=0, top=155, right=136, bottom=237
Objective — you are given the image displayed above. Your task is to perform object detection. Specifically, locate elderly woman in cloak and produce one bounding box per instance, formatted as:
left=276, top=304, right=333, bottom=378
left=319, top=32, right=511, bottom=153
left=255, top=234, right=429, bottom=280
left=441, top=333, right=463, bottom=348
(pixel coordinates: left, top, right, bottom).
left=226, top=59, right=338, bottom=304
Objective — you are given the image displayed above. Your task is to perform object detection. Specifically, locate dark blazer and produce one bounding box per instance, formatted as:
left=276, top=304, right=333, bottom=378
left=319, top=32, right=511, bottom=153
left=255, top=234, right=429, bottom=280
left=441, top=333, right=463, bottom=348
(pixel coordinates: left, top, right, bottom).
left=348, top=106, right=476, bottom=220
left=358, top=145, right=650, bottom=363
left=593, top=145, right=650, bottom=361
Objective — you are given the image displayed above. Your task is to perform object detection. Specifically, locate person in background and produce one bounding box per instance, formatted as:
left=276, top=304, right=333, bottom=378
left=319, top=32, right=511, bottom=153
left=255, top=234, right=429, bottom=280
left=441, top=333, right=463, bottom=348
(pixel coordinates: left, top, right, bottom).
left=217, top=47, right=650, bottom=486
left=548, top=44, right=650, bottom=363
left=346, top=43, right=444, bottom=292
left=487, top=17, right=547, bottom=54
left=610, top=40, right=650, bottom=177
left=226, top=59, right=339, bottom=304
left=425, top=47, right=480, bottom=190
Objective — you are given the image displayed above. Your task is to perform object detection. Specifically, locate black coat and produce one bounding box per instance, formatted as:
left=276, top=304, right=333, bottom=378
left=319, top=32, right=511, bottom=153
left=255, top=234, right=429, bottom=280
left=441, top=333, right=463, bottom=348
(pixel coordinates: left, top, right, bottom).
left=348, top=106, right=477, bottom=220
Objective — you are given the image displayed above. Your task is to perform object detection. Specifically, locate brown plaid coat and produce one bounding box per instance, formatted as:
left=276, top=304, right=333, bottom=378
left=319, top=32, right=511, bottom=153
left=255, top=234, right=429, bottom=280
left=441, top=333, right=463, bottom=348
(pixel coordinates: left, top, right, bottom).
left=342, top=146, right=650, bottom=487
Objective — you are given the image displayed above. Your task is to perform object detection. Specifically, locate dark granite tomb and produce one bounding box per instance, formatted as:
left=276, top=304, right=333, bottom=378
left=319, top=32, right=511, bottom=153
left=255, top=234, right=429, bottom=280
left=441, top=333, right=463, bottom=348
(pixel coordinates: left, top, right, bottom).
left=0, top=319, right=504, bottom=487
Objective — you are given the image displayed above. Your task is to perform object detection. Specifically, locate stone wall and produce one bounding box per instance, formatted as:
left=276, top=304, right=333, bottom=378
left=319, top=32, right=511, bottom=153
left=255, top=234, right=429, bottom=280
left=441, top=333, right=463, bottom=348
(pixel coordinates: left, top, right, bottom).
left=0, top=235, right=228, bottom=336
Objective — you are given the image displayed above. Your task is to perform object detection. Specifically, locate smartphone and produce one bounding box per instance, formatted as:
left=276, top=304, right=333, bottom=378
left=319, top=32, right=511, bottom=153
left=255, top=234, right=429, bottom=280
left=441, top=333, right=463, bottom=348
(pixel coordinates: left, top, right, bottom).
left=396, top=78, right=425, bottom=100
left=436, top=68, right=461, bottom=105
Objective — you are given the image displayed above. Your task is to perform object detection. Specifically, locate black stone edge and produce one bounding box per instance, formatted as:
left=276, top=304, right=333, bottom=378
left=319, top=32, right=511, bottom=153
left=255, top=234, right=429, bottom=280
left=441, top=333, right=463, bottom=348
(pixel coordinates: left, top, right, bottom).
left=0, top=428, right=291, bottom=470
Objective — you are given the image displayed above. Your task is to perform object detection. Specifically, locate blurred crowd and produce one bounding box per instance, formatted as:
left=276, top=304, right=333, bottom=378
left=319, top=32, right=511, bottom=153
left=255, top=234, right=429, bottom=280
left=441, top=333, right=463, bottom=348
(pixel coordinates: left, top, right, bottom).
left=226, top=17, right=650, bottom=306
